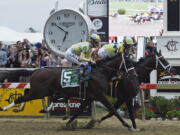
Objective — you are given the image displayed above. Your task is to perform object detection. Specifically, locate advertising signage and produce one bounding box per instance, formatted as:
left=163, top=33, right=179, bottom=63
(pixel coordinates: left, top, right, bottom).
left=87, top=0, right=109, bottom=42
left=157, top=66, right=180, bottom=93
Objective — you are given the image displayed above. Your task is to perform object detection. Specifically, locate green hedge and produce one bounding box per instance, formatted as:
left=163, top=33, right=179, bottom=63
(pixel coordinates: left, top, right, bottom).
left=149, top=96, right=174, bottom=118
left=135, top=96, right=180, bottom=119
left=166, top=110, right=180, bottom=118
left=117, top=9, right=126, bottom=15
left=136, top=108, right=157, bottom=119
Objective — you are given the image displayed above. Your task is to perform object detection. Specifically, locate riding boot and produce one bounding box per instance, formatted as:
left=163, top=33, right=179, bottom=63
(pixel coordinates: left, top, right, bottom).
left=80, top=65, right=86, bottom=82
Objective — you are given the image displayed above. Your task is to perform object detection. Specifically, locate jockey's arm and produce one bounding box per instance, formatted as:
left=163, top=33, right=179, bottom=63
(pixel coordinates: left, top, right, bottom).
left=79, top=52, right=91, bottom=62
left=80, top=52, right=96, bottom=64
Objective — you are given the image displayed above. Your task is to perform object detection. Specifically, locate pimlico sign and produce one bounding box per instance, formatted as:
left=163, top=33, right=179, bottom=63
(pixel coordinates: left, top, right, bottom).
left=157, top=36, right=180, bottom=59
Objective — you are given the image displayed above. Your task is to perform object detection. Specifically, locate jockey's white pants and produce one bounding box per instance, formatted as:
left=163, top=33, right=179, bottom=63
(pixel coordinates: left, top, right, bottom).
left=98, top=48, right=109, bottom=59
left=65, top=50, right=89, bottom=66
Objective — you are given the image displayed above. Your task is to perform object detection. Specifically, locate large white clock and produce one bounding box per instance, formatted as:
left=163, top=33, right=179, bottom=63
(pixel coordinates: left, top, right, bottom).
left=44, top=9, right=93, bottom=55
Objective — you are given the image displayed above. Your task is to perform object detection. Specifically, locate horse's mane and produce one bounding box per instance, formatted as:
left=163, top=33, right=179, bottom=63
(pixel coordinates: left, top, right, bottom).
left=96, top=54, right=121, bottom=67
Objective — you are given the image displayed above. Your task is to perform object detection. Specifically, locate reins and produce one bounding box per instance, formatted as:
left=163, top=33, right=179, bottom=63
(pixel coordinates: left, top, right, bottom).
left=144, top=55, right=172, bottom=73
left=100, top=53, right=135, bottom=74
left=102, top=65, right=119, bottom=72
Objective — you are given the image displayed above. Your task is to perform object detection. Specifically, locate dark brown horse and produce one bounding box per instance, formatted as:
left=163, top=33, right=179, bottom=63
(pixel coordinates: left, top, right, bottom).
left=97, top=50, right=176, bottom=130
left=0, top=54, right=138, bottom=130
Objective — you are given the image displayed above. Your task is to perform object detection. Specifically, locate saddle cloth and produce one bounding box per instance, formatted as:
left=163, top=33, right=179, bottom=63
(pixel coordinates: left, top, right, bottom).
left=61, top=68, right=80, bottom=88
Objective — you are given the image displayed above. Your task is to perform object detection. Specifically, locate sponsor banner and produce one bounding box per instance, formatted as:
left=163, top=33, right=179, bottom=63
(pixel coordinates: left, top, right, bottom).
left=90, top=17, right=109, bottom=42
left=157, top=36, right=180, bottom=59
left=0, top=88, right=45, bottom=116
left=157, top=66, right=180, bottom=92
left=87, top=0, right=109, bottom=42
left=49, top=98, right=93, bottom=116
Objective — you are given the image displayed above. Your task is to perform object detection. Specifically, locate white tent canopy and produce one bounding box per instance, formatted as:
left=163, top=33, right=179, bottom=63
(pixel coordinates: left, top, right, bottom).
left=0, top=26, right=43, bottom=44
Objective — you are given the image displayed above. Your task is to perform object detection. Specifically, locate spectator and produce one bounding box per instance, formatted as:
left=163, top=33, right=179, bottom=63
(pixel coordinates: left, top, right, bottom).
left=38, top=49, right=46, bottom=67
left=19, top=49, right=31, bottom=68
left=44, top=53, right=51, bottom=67
left=0, top=41, right=8, bottom=67
left=22, top=39, right=32, bottom=50
left=60, top=55, right=72, bottom=67
left=6, top=46, right=17, bottom=68
left=30, top=47, right=39, bottom=68
left=145, top=40, right=156, bottom=56
left=1, top=39, right=60, bottom=68
left=34, top=42, right=42, bottom=49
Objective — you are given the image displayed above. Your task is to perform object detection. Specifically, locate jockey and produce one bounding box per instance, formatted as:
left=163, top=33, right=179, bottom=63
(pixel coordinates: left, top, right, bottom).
left=96, top=37, right=136, bottom=60
left=65, top=33, right=101, bottom=66
left=123, top=36, right=137, bottom=57
left=122, top=37, right=137, bottom=71
left=97, top=42, right=123, bottom=59
left=94, top=37, right=137, bottom=76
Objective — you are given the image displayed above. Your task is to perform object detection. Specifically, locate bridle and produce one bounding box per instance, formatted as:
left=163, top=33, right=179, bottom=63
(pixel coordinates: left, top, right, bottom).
left=101, top=53, right=135, bottom=74
left=119, top=53, right=135, bottom=73
left=145, top=54, right=172, bottom=73
left=156, top=55, right=172, bottom=73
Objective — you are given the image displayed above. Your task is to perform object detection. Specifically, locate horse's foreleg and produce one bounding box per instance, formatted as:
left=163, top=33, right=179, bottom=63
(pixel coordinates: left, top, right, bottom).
left=99, top=99, right=123, bottom=123
left=127, top=99, right=140, bottom=131
left=66, top=98, right=92, bottom=125
left=62, top=99, right=70, bottom=120
left=0, top=102, right=16, bottom=111
left=98, top=95, right=131, bottom=129
left=0, top=92, right=35, bottom=111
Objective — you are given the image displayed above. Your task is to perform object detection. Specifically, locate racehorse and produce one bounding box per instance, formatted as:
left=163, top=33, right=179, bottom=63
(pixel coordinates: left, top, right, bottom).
left=96, top=50, right=176, bottom=130
left=0, top=54, right=138, bottom=130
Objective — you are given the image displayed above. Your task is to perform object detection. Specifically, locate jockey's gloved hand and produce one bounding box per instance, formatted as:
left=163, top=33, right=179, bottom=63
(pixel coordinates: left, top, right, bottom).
left=89, top=59, right=96, bottom=65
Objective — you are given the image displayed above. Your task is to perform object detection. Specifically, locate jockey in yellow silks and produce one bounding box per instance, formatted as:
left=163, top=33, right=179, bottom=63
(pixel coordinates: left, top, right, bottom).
left=97, top=37, right=136, bottom=59
left=65, top=34, right=101, bottom=66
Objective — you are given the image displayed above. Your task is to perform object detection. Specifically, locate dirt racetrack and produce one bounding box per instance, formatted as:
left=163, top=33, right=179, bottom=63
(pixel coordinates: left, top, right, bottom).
left=0, top=117, right=179, bottom=135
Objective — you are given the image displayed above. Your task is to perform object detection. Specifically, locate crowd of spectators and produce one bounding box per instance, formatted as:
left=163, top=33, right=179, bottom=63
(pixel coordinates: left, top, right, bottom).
left=0, top=39, right=72, bottom=68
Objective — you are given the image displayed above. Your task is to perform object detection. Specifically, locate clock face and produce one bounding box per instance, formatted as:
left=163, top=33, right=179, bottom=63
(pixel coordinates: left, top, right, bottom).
left=44, top=9, right=89, bottom=55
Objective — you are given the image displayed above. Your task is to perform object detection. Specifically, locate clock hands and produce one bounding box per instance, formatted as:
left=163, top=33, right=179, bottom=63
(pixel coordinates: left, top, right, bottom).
left=54, top=23, right=66, bottom=33
left=54, top=23, right=68, bottom=42
left=63, top=31, right=68, bottom=42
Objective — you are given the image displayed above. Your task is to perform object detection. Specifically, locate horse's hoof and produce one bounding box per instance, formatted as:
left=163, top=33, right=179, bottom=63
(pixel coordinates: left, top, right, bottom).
left=95, top=119, right=102, bottom=124
left=39, top=110, right=47, bottom=113
left=83, top=119, right=96, bottom=129
left=13, top=108, right=21, bottom=112
left=128, top=127, right=140, bottom=132
left=0, top=107, right=4, bottom=111
left=65, top=120, right=78, bottom=130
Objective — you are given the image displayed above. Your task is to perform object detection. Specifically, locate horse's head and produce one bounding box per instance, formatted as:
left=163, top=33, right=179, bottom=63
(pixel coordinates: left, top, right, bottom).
left=143, top=50, right=176, bottom=75
left=155, top=50, right=176, bottom=74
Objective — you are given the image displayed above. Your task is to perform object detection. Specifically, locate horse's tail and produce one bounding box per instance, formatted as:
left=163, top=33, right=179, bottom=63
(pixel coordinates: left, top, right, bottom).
left=0, top=69, right=37, bottom=82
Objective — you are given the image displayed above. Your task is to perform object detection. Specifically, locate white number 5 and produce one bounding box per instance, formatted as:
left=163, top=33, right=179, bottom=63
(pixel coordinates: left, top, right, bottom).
left=63, top=72, right=72, bottom=83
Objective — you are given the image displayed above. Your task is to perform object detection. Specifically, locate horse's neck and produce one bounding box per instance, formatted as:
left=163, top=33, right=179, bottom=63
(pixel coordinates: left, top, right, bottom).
left=96, top=56, right=122, bottom=80
left=135, top=67, right=150, bottom=83
left=136, top=58, right=155, bottom=83
left=98, top=66, right=116, bottom=81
